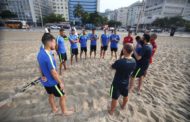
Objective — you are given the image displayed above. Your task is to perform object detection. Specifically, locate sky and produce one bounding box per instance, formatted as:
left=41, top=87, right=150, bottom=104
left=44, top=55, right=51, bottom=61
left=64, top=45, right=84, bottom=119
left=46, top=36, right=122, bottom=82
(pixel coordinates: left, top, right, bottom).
left=100, top=0, right=139, bottom=12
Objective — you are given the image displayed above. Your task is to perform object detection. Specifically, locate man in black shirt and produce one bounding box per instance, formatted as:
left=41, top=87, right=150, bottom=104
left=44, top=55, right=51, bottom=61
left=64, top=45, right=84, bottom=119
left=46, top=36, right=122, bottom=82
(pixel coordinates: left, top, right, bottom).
left=108, top=44, right=136, bottom=115
left=129, top=34, right=152, bottom=95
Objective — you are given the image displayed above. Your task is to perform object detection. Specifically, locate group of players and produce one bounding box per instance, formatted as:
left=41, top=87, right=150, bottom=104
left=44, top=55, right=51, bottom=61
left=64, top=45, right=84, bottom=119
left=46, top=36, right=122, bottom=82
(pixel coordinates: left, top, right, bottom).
left=56, top=28, right=123, bottom=74
left=37, top=27, right=157, bottom=116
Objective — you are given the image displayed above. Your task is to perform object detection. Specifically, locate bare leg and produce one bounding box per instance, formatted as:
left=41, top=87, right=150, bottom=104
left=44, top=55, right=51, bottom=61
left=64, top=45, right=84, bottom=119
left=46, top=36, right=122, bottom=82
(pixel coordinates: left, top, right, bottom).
left=94, top=51, right=96, bottom=58
left=115, top=52, right=117, bottom=59
left=49, top=94, right=58, bottom=113
left=100, top=48, right=102, bottom=58
left=121, top=97, right=128, bottom=109
left=59, top=96, right=74, bottom=115
left=85, top=52, right=87, bottom=59
left=90, top=51, right=92, bottom=58
left=111, top=51, right=113, bottom=59
left=108, top=99, right=117, bottom=115
left=138, top=76, right=144, bottom=94
left=75, top=55, right=78, bottom=62
left=59, top=63, right=62, bottom=75
left=129, top=77, right=135, bottom=93
left=63, top=61, right=67, bottom=70
left=70, top=55, right=73, bottom=65
left=80, top=51, right=82, bottom=59
left=103, top=50, right=106, bottom=59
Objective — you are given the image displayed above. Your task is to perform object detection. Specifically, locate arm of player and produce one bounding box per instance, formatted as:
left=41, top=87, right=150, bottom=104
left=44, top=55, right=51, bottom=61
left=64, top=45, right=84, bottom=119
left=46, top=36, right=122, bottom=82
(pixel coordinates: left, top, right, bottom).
left=51, top=69, right=64, bottom=90
left=134, top=50, right=142, bottom=60
left=39, top=67, right=47, bottom=81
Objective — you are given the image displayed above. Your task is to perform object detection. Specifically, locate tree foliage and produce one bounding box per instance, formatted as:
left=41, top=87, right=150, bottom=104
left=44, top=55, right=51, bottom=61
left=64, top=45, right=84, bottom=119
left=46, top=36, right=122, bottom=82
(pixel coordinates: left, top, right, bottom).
left=0, top=10, right=17, bottom=19
left=43, top=13, right=65, bottom=23
left=73, top=3, right=108, bottom=26
left=108, top=20, right=122, bottom=27
left=73, top=3, right=84, bottom=18
left=152, top=16, right=187, bottom=28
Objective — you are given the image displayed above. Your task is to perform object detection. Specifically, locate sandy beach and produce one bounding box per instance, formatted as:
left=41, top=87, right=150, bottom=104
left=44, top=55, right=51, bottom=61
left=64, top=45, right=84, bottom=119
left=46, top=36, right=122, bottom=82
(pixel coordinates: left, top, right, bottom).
left=0, top=30, right=190, bottom=122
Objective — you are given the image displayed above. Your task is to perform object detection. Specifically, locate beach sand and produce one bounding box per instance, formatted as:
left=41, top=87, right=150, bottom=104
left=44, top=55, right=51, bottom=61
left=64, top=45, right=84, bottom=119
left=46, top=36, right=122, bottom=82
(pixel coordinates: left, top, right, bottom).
left=0, top=30, right=190, bottom=122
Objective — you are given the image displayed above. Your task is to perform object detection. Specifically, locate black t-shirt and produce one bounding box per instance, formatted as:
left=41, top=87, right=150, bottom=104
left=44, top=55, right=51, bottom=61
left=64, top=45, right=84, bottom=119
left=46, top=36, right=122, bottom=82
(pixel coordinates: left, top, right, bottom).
left=112, top=58, right=136, bottom=87
left=138, top=43, right=152, bottom=68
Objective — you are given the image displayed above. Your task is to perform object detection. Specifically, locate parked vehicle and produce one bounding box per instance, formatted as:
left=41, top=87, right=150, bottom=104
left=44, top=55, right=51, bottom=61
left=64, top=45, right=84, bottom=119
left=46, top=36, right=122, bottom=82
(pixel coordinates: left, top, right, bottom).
left=4, top=20, right=28, bottom=29
left=50, top=25, right=61, bottom=29
left=117, top=28, right=127, bottom=32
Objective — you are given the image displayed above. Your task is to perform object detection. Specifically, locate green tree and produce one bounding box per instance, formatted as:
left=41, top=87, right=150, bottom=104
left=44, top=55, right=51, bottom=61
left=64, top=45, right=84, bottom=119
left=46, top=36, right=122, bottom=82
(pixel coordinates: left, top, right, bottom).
left=152, top=16, right=187, bottom=28
left=73, top=3, right=84, bottom=18
left=108, top=20, right=122, bottom=27
left=43, top=13, right=65, bottom=23
left=81, top=11, right=90, bottom=24
left=0, top=10, right=17, bottom=19
left=87, top=12, right=108, bottom=26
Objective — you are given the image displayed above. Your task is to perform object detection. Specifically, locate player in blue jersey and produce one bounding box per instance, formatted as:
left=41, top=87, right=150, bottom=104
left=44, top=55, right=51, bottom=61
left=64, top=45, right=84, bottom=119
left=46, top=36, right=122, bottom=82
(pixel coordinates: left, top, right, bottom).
left=56, top=28, right=67, bottom=75
left=89, top=29, right=98, bottom=58
left=109, top=29, right=120, bottom=59
left=79, top=30, right=88, bottom=59
left=69, top=29, right=79, bottom=65
left=100, top=29, right=109, bottom=59
left=37, top=33, right=74, bottom=116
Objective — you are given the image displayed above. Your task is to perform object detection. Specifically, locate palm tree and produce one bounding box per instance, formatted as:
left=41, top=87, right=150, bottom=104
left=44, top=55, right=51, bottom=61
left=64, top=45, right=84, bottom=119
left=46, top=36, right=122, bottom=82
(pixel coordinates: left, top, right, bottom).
left=73, top=3, right=84, bottom=18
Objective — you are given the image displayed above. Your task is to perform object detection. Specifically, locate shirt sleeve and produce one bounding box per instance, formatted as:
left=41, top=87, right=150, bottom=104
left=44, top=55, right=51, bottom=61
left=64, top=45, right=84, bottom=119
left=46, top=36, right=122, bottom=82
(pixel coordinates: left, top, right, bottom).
left=139, top=46, right=145, bottom=57
left=117, top=35, right=120, bottom=41
left=46, top=54, right=56, bottom=71
left=112, top=60, right=120, bottom=69
left=69, top=36, right=72, bottom=41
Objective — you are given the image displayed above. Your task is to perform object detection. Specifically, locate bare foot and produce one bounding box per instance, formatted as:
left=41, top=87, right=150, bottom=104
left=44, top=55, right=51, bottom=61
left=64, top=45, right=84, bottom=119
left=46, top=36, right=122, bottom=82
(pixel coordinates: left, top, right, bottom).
left=63, top=107, right=74, bottom=116
left=52, top=108, right=58, bottom=113
left=119, top=101, right=125, bottom=110
left=137, top=90, right=141, bottom=95
left=108, top=110, right=113, bottom=115
left=107, top=104, right=114, bottom=115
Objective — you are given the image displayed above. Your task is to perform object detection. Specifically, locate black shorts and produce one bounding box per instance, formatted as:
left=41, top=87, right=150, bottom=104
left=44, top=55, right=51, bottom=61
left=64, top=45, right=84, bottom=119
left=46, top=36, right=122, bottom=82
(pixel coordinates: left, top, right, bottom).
left=101, top=46, right=108, bottom=51
left=81, top=47, right=87, bottom=52
left=111, top=48, right=118, bottom=52
left=44, top=84, right=65, bottom=97
left=110, top=84, right=128, bottom=100
left=131, top=65, right=148, bottom=78
left=58, top=53, right=67, bottom=62
left=90, top=45, right=96, bottom=52
left=71, top=48, right=78, bottom=55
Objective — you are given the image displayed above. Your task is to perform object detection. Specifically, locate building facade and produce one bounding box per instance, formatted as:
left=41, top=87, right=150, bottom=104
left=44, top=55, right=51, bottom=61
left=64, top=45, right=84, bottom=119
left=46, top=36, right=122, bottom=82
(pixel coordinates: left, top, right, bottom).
left=127, top=1, right=143, bottom=27
left=0, top=0, right=52, bottom=25
left=68, top=0, right=100, bottom=21
left=142, top=0, right=190, bottom=24
left=115, top=7, right=128, bottom=27
left=51, top=0, right=69, bottom=21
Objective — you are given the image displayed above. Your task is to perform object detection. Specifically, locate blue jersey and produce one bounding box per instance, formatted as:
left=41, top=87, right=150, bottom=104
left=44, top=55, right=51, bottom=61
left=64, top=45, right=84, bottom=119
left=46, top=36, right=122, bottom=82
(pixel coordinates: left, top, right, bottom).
left=101, top=34, right=109, bottom=46
left=110, top=34, right=120, bottom=48
left=57, top=36, right=66, bottom=54
left=69, top=34, right=78, bottom=49
left=135, top=41, right=142, bottom=55
left=79, top=35, right=88, bottom=47
left=89, top=33, right=98, bottom=46
left=37, top=49, right=58, bottom=87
